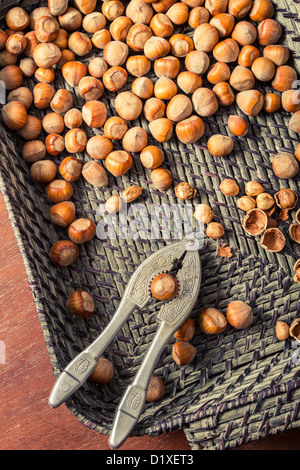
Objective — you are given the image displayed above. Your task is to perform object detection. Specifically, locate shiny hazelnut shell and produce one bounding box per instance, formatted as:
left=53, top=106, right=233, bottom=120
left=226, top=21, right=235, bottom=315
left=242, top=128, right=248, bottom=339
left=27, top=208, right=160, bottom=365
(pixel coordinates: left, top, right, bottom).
left=227, top=300, right=253, bottom=329
left=199, top=307, right=227, bottom=334
left=151, top=273, right=179, bottom=301
left=89, top=357, right=114, bottom=384
left=67, top=290, right=96, bottom=318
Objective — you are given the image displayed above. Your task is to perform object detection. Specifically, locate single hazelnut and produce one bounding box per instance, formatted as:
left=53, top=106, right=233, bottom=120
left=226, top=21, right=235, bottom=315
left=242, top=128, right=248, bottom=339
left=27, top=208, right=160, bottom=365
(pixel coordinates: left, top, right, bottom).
left=172, top=341, right=197, bottom=366
left=140, top=146, right=164, bottom=170
left=67, top=290, right=96, bottom=318
left=31, top=160, right=57, bottom=184
left=68, top=218, right=97, bottom=244
left=242, top=209, right=268, bottom=236
left=105, top=195, right=123, bottom=214
left=59, top=156, right=83, bottom=182
left=260, top=228, right=286, bottom=253
left=199, top=307, right=227, bottom=334
left=174, top=317, right=196, bottom=342
left=82, top=161, right=109, bottom=188
left=146, top=374, right=165, bottom=402
left=219, top=179, right=240, bottom=197
left=151, top=273, right=179, bottom=301
left=122, top=185, right=143, bottom=203
left=194, top=204, right=214, bottom=224
left=174, top=182, right=196, bottom=200
left=192, top=87, right=219, bottom=117
left=206, top=222, right=225, bottom=239
left=256, top=192, right=275, bottom=211
left=46, top=180, right=73, bottom=203
left=89, top=358, right=114, bottom=384
left=236, top=90, right=264, bottom=116
left=227, top=300, right=253, bottom=329
left=207, top=135, right=234, bottom=157
left=237, top=195, right=256, bottom=212
left=50, top=240, right=79, bottom=267
left=272, top=152, right=299, bottom=180
left=289, top=224, right=300, bottom=245
left=105, top=150, right=133, bottom=177
left=175, top=115, right=205, bottom=144
left=245, top=181, right=265, bottom=197
left=50, top=201, right=76, bottom=228
left=150, top=167, right=173, bottom=190
left=228, top=115, right=248, bottom=137
left=275, top=321, right=290, bottom=341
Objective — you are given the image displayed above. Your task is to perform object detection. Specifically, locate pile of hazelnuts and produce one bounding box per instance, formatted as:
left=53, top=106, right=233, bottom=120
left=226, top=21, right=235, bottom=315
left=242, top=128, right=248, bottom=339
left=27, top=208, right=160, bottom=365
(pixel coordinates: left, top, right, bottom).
left=1, top=0, right=300, bottom=387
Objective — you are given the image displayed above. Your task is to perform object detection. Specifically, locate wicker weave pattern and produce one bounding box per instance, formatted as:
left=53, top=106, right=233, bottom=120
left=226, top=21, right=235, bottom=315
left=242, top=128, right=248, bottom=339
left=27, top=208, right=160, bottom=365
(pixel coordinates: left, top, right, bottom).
left=0, top=0, right=299, bottom=450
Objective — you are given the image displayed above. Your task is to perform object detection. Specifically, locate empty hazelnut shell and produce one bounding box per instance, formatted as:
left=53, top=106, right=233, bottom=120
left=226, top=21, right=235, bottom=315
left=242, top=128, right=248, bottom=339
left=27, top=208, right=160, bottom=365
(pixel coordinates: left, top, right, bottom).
left=296, top=208, right=300, bottom=224
left=242, top=209, right=268, bottom=236
left=294, top=259, right=300, bottom=283
left=289, top=318, right=300, bottom=342
left=289, top=224, right=300, bottom=244
left=274, top=188, right=298, bottom=210
left=260, top=228, right=286, bottom=252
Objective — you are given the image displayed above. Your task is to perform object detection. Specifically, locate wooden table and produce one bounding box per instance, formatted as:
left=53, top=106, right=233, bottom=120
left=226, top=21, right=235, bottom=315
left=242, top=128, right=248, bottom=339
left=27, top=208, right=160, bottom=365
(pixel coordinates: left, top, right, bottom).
left=0, top=194, right=299, bottom=451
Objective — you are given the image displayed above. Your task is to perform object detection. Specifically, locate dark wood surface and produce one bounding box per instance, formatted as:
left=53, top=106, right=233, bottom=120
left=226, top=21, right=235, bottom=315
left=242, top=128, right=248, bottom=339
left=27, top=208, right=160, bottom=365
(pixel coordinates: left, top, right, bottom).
left=0, top=194, right=299, bottom=451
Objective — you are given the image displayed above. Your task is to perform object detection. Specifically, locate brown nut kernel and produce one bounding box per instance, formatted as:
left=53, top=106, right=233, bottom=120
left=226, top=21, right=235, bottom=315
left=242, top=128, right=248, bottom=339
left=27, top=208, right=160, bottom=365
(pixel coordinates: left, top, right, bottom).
left=245, top=181, right=265, bottom=197
left=194, top=204, right=214, bottom=224
left=105, top=195, right=123, bottom=214
left=227, top=300, right=253, bottom=329
left=237, top=195, right=256, bottom=212
left=256, top=192, right=275, bottom=211
left=67, top=290, right=96, bottom=318
left=272, top=152, right=299, bottom=180
left=172, top=341, right=196, bottom=367
left=219, top=179, right=239, bottom=197
left=206, top=222, right=225, bottom=239
left=199, top=307, right=227, bottom=334
left=275, top=321, right=290, bottom=341
left=122, top=185, right=143, bottom=203
left=260, top=228, right=286, bottom=252
left=274, top=188, right=298, bottom=210
left=174, top=182, right=196, bottom=200
left=89, top=357, right=115, bottom=384
left=242, top=209, right=268, bottom=236
left=151, top=273, right=179, bottom=301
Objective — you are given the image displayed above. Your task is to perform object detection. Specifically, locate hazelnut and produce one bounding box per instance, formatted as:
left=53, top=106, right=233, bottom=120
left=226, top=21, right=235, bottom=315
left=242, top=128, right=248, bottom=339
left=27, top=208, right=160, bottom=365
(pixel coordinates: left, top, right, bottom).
left=2, top=101, right=27, bottom=130
left=207, top=61, right=231, bottom=85
left=46, top=180, right=74, bottom=203
left=263, top=45, right=290, bottom=66
left=172, top=341, right=196, bottom=366
left=185, top=50, right=210, bottom=75
left=229, top=65, right=255, bottom=92
left=105, top=150, right=133, bottom=177
left=22, top=140, right=46, bottom=163
left=199, top=307, right=227, bottom=334
left=231, top=20, right=257, bottom=46
left=150, top=13, right=174, bottom=38
left=131, top=76, right=153, bottom=99
left=177, top=71, right=203, bottom=95
left=245, top=181, right=265, bottom=197
left=294, top=259, right=300, bottom=284
left=236, top=90, right=264, bottom=116
left=192, top=87, right=219, bottom=117
left=206, top=222, right=225, bottom=239
left=213, top=38, right=240, bottom=63
left=144, top=97, right=166, bottom=122
left=256, top=192, right=275, bottom=211
left=213, top=82, right=235, bottom=106
left=257, top=19, right=282, bottom=46
left=122, top=185, right=143, bottom=203
left=151, top=273, right=179, bottom=301
left=251, top=57, right=275, bottom=82
left=68, top=218, right=97, bottom=245
left=114, top=91, right=143, bottom=121
left=174, top=182, right=196, bottom=200
left=228, top=115, right=248, bottom=137
left=122, top=127, right=148, bottom=153
left=103, top=40, right=128, bottom=66
left=78, top=76, right=104, bottom=101
left=174, top=317, right=196, bottom=342
left=87, top=135, right=113, bottom=160
left=50, top=201, right=76, bottom=228
left=227, top=301, right=253, bottom=329
left=274, top=188, right=298, bottom=210
left=237, top=195, right=256, bottom=212
left=150, top=167, right=173, bottom=190
left=260, top=228, right=286, bottom=253
left=249, top=0, right=274, bottom=22
left=154, top=56, right=180, bottom=78
left=209, top=12, right=235, bottom=37
left=31, top=160, right=57, bottom=184
left=194, top=204, right=214, bottom=224
left=144, top=36, right=170, bottom=60
left=264, top=93, right=281, bottom=113
left=166, top=94, right=193, bottom=122
left=289, top=318, right=300, bottom=343
left=272, top=65, right=298, bottom=93
left=64, top=108, right=83, bottom=130
left=193, top=23, right=219, bottom=52
left=290, top=111, right=300, bottom=134
left=67, top=290, right=96, bottom=318
left=242, top=209, right=268, bottom=236
left=238, top=44, right=260, bottom=68
left=105, top=195, right=123, bottom=214
left=275, top=321, right=290, bottom=341
left=207, top=135, right=234, bottom=157
left=140, top=146, right=164, bottom=169
left=82, top=101, right=107, bottom=128
left=169, top=34, right=194, bottom=58
left=0, top=65, right=23, bottom=92
left=188, top=6, right=210, bottom=28
left=82, top=161, right=108, bottom=188
left=149, top=118, right=173, bottom=143
left=154, top=76, right=177, bottom=100
left=62, top=61, right=87, bottom=87
left=175, top=115, right=205, bottom=144
left=50, top=240, right=79, bottom=267
left=219, top=179, right=240, bottom=197
left=89, top=358, right=114, bottom=384
left=146, top=374, right=165, bottom=402
left=104, top=116, right=128, bottom=140
left=59, top=156, right=83, bottom=182
left=272, top=152, right=299, bottom=180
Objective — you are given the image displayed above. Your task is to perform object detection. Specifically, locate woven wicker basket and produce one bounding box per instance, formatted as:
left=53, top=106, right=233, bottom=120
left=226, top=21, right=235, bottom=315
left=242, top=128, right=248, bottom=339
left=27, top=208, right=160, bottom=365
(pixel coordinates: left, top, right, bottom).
left=0, top=0, right=300, bottom=450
